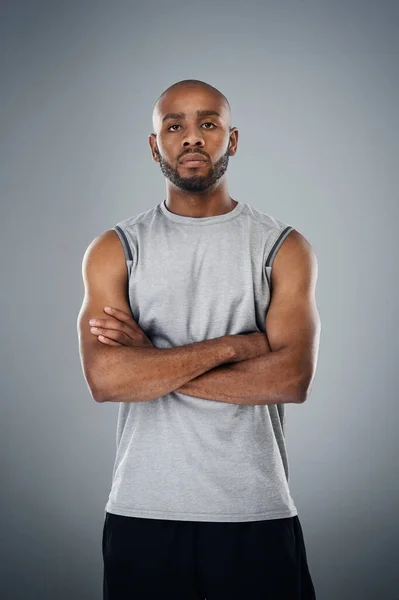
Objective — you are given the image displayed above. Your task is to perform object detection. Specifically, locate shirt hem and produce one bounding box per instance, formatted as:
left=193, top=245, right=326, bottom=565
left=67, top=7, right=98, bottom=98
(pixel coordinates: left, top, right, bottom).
left=104, top=501, right=298, bottom=522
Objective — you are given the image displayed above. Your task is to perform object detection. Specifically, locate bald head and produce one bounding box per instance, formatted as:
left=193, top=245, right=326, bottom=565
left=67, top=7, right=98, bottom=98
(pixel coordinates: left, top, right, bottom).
left=152, top=79, right=232, bottom=133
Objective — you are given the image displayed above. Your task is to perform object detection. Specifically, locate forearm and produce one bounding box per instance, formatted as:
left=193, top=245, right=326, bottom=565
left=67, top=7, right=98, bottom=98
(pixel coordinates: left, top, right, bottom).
left=176, top=345, right=305, bottom=405
left=92, top=332, right=267, bottom=403
left=92, top=336, right=233, bottom=403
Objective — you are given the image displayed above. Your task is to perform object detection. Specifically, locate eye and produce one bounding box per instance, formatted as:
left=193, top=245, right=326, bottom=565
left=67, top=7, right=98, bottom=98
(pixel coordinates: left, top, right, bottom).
left=167, top=122, right=216, bottom=132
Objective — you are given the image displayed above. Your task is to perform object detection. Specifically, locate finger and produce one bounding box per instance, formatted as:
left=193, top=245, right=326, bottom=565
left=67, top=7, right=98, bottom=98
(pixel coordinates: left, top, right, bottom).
left=103, top=306, right=140, bottom=328
left=90, top=318, right=131, bottom=330
left=91, top=322, right=136, bottom=341
left=97, top=335, right=123, bottom=346
left=91, top=327, right=132, bottom=345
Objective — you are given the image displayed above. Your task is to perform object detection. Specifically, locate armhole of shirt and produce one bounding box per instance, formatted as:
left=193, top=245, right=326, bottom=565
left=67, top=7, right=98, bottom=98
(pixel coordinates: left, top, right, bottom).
left=112, top=225, right=134, bottom=277
left=265, top=226, right=295, bottom=293
left=265, top=226, right=295, bottom=268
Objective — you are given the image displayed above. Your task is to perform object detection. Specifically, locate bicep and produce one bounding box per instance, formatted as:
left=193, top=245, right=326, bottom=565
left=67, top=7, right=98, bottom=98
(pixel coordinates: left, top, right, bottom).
left=265, top=229, right=321, bottom=391
left=77, top=229, right=132, bottom=397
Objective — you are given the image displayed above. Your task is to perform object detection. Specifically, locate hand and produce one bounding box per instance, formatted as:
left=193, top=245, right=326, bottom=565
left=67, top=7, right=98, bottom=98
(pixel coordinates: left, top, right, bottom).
left=89, top=306, right=153, bottom=348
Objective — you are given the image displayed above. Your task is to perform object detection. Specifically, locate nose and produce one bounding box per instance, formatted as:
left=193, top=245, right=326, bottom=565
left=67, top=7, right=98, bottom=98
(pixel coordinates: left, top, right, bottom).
left=181, top=125, right=205, bottom=148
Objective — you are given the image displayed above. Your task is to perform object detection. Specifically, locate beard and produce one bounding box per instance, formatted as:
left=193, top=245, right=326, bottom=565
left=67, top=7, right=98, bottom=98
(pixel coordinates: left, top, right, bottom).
left=155, top=143, right=231, bottom=193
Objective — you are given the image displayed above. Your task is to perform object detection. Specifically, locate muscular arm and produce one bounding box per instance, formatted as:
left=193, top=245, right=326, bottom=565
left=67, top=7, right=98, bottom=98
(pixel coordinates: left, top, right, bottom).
left=89, top=335, right=267, bottom=404
left=175, top=230, right=321, bottom=405
left=77, top=230, right=270, bottom=404
left=176, top=340, right=276, bottom=405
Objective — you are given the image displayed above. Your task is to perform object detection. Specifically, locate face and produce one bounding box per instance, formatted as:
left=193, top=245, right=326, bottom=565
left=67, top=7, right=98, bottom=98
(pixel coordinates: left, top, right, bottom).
left=150, top=86, right=238, bottom=193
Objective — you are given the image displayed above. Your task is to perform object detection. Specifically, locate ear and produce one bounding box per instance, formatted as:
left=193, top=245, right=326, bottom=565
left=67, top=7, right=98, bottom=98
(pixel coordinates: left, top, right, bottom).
left=148, top=134, right=159, bottom=162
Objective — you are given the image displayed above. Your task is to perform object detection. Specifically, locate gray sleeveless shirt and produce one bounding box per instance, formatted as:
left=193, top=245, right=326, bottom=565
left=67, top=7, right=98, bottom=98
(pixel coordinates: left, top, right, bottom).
left=104, top=199, right=297, bottom=522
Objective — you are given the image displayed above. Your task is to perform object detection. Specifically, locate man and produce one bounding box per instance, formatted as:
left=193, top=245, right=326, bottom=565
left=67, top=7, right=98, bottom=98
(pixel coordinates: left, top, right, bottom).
left=77, top=78, right=321, bottom=599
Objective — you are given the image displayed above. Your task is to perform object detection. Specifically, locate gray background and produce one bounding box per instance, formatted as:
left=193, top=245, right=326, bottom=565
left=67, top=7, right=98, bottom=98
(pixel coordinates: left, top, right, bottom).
left=1, top=1, right=398, bottom=598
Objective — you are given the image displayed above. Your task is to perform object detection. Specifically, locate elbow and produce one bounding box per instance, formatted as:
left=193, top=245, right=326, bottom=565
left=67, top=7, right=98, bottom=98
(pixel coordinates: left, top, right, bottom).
left=90, top=374, right=118, bottom=403
left=294, top=371, right=316, bottom=404
left=295, top=390, right=308, bottom=404
left=83, top=365, right=110, bottom=403
left=87, top=371, right=139, bottom=404
left=87, top=376, right=107, bottom=403
left=91, top=382, right=118, bottom=403
left=92, top=388, right=107, bottom=403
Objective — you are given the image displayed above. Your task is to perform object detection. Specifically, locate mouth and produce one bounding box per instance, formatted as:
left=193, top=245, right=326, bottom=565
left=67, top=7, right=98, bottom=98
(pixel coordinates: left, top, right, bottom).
left=180, top=160, right=207, bottom=168
left=179, top=153, right=208, bottom=166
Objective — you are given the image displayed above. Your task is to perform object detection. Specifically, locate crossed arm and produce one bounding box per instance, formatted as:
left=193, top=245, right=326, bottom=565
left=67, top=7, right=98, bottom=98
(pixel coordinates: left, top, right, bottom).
left=82, top=230, right=321, bottom=406
left=176, top=231, right=320, bottom=405
left=176, top=342, right=305, bottom=405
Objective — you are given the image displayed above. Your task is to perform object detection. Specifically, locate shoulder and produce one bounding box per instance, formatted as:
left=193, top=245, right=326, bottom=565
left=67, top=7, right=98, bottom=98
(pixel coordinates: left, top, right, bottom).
left=80, top=229, right=129, bottom=291
left=82, top=229, right=126, bottom=268
left=114, top=204, right=160, bottom=231
left=272, top=229, right=318, bottom=292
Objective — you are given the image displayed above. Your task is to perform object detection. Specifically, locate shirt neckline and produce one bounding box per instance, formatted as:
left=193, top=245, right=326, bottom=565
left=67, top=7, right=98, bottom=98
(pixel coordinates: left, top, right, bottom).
left=158, top=198, right=245, bottom=225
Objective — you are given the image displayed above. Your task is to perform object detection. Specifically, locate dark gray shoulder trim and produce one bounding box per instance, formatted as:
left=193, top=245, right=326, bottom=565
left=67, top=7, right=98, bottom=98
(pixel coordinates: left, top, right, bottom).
left=113, top=226, right=133, bottom=262
left=265, top=226, right=294, bottom=267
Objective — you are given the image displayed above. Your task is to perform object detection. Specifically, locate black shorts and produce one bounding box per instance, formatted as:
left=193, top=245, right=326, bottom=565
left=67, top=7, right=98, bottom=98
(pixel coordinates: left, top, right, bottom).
left=102, top=511, right=316, bottom=599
